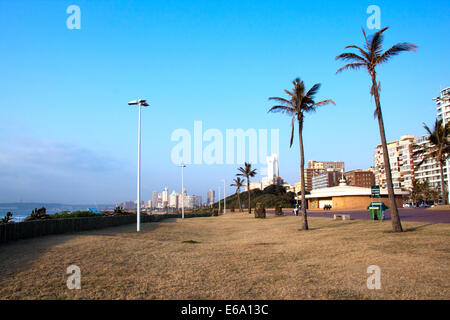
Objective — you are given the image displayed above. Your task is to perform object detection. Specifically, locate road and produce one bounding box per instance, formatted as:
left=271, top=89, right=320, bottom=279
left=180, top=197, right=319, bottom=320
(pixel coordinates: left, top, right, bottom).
left=266, top=208, right=450, bottom=224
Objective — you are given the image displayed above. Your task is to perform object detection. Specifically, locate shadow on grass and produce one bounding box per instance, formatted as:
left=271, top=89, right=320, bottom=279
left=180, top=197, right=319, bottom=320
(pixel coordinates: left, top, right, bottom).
left=182, top=240, right=201, bottom=244
left=383, top=223, right=435, bottom=234
left=301, top=221, right=361, bottom=232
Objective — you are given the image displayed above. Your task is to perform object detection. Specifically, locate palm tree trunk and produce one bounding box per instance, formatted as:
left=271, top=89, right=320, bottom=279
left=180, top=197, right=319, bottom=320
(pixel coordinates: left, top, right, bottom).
left=438, top=161, right=447, bottom=205
left=247, top=179, right=251, bottom=214
left=298, top=118, right=309, bottom=230
left=371, top=74, right=403, bottom=232
left=237, top=190, right=243, bottom=212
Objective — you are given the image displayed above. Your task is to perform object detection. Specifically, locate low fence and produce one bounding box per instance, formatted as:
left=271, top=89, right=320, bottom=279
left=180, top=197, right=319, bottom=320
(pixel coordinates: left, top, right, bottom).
left=0, top=212, right=212, bottom=244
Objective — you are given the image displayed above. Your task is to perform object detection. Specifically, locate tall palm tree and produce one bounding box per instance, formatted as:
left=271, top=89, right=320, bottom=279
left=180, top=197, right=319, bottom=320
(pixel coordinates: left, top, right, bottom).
left=336, top=27, right=417, bottom=233
left=414, top=119, right=450, bottom=205
left=268, top=78, right=335, bottom=230
left=231, top=177, right=245, bottom=212
left=237, top=163, right=257, bottom=214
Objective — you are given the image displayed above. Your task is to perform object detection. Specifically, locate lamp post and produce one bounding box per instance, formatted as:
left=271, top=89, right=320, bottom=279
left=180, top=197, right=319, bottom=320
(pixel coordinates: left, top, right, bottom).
left=128, top=99, right=149, bottom=233
left=218, top=186, right=221, bottom=214
left=178, top=163, right=186, bottom=219
left=222, top=179, right=226, bottom=214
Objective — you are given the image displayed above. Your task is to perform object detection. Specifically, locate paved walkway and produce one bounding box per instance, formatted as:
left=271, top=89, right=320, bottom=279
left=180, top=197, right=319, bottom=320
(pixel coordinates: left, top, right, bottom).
left=267, top=208, right=450, bottom=224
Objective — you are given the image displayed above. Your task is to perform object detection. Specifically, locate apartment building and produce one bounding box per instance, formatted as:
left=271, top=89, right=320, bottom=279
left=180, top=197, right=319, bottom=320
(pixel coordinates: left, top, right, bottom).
left=312, top=170, right=343, bottom=190
left=374, top=135, right=416, bottom=190
left=345, top=169, right=375, bottom=188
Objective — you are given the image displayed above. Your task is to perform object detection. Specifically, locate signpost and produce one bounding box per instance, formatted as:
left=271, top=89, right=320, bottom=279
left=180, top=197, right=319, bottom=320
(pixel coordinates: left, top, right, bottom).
left=371, top=186, right=381, bottom=198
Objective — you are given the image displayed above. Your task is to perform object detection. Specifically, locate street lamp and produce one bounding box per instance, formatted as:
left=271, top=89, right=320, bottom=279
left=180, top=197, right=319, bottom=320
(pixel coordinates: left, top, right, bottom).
left=128, top=98, right=149, bottom=232
left=218, top=186, right=221, bottom=214
left=177, top=163, right=186, bottom=219
left=222, top=179, right=226, bottom=214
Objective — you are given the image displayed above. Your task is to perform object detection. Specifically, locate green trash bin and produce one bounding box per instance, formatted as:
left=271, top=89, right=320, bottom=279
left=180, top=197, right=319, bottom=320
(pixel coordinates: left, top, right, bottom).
left=368, top=202, right=388, bottom=221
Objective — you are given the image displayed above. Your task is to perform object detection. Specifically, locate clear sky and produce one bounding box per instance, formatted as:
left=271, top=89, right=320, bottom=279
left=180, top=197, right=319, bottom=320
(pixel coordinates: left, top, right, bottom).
left=0, top=0, right=449, bottom=204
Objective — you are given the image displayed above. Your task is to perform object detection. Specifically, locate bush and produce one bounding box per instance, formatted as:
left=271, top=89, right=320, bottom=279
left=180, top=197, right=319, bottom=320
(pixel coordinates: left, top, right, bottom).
left=275, top=206, right=283, bottom=216
left=1, top=212, right=13, bottom=224
left=25, top=207, right=50, bottom=221
left=113, top=206, right=132, bottom=216
left=51, top=210, right=98, bottom=219
left=255, top=202, right=266, bottom=219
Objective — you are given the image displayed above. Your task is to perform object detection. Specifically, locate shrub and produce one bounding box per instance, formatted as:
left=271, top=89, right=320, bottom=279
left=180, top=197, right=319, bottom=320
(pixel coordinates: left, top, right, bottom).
left=1, top=212, right=13, bottom=224
left=275, top=205, right=284, bottom=216
left=51, top=210, right=98, bottom=219
left=113, top=206, right=131, bottom=216
left=255, top=202, right=266, bottom=219
left=25, top=207, right=50, bottom=221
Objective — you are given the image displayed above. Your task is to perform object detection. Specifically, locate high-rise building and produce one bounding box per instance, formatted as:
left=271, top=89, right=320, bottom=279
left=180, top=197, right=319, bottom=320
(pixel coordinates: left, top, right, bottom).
left=308, top=160, right=345, bottom=173
left=312, top=170, right=343, bottom=190
left=169, top=191, right=178, bottom=208
left=374, top=135, right=416, bottom=190
left=152, top=191, right=158, bottom=209
left=435, top=87, right=450, bottom=124
left=207, top=189, right=215, bottom=205
left=295, top=168, right=315, bottom=194
left=414, top=87, right=450, bottom=195
left=267, top=154, right=279, bottom=178
left=414, top=134, right=449, bottom=191
left=160, top=187, right=168, bottom=208
left=345, top=169, right=375, bottom=188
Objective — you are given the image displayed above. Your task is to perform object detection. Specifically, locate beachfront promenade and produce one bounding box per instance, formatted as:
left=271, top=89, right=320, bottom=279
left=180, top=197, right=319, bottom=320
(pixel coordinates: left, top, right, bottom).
left=267, top=208, right=450, bottom=224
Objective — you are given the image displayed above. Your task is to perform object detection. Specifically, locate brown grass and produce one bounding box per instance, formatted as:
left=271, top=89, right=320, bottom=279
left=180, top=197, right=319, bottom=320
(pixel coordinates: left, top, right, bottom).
left=0, top=214, right=449, bottom=300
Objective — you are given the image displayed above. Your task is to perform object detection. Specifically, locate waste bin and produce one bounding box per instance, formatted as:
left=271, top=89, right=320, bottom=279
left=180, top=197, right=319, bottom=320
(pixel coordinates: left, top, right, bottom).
left=367, top=202, right=388, bottom=221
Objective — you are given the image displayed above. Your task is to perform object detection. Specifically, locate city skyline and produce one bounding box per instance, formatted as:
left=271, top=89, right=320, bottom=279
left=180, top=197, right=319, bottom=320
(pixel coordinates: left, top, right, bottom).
left=1, top=1, right=449, bottom=204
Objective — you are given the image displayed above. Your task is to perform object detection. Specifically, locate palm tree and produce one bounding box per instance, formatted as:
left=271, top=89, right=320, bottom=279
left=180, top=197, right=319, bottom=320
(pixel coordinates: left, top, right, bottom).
left=237, top=163, right=257, bottom=214
left=414, top=119, right=450, bottom=205
left=268, top=78, right=335, bottom=230
left=336, top=27, right=417, bottom=233
left=231, top=177, right=245, bottom=212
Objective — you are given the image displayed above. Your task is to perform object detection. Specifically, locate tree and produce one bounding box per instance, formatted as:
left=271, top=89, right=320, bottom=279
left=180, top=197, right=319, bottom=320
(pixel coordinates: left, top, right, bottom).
left=230, top=177, right=245, bottom=212
left=410, top=180, right=426, bottom=206
left=1, top=212, right=13, bottom=224
left=268, top=78, right=335, bottom=230
left=237, top=163, right=257, bottom=214
left=414, top=119, right=450, bottom=205
left=336, top=27, right=417, bottom=232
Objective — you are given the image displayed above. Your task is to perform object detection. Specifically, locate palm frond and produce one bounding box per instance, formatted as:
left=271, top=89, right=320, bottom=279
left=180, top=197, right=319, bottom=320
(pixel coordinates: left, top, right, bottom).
left=336, top=62, right=365, bottom=74
left=305, top=83, right=321, bottom=100
left=268, top=96, right=292, bottom=106
left=343, top=45, right=370, bottom=61
left=377, top=42, right=418, bottom=64
left=268, top=105, right=295, bottom=115
left=314, top=99, right=336, bottom=107
left=335, top=52, right=367, bottom=63
left=290, top=116, right=295, bottom=148
left=369, top=27, right=389, bottom=59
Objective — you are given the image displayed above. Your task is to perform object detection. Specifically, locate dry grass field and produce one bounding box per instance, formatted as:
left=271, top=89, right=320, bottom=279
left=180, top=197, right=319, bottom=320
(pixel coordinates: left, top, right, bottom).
left=0, top=214, right=449, bottom=300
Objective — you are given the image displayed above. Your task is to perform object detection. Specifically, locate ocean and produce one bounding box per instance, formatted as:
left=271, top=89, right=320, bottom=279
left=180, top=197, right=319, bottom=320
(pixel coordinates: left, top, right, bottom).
left=0, top=203, right=115, bottom=222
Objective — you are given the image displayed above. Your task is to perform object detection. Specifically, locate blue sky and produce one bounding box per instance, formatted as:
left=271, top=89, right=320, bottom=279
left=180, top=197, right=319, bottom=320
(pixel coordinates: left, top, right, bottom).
left=0, top=0, right=449, bottom=204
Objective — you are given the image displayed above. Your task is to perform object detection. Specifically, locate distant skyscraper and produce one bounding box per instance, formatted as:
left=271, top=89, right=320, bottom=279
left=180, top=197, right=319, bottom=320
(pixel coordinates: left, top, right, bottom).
left=207, top=189, right=215, bottom=205
left=267, top=154, right=279, bottom=179
left=162, top=187, right=168, bottom=202
left=169, top=191, right=178, bottom=208
left=152, top=191, right=158, bottom=208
